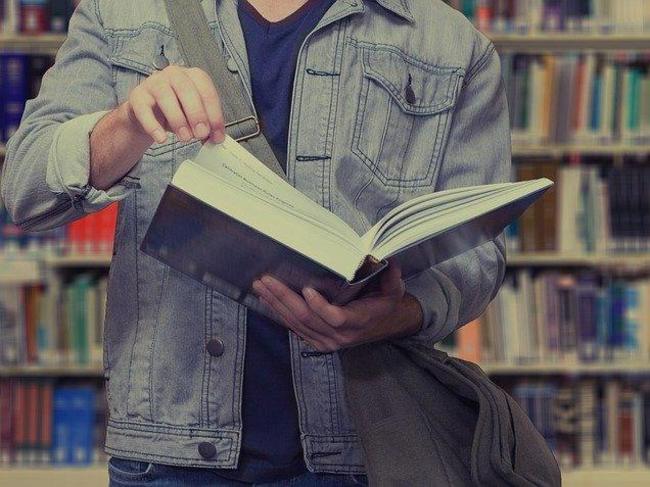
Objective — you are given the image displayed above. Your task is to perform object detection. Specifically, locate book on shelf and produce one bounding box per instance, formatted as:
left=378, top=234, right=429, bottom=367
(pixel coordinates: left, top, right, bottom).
left=496, top=376, right=650, bottom=470
left=0, top=52, right=55, bottom=145
left=443, top=0, right=650, bottom=35
left=0, top=0, right=78, bottom=35
left=449, top=270, right=650, bottom=365
left=501, top=52, right=650, bottom=147
left=0, top=196, right=117, bottom=256
left=141, top=136, right=552, bottom=316
left=0, top=378, right=106, bottom=466
left=505, top=159, right=650, bottom=254
left=0, top=274, right=107, bottom=367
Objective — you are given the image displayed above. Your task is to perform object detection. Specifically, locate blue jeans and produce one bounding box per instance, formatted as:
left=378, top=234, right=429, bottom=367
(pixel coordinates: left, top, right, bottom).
left=108, top=456, right=369, bottom=486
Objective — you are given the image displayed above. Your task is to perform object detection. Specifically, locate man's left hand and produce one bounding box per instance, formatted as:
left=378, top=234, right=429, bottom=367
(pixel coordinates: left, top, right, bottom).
left=251, top=260, right=423, bottom=352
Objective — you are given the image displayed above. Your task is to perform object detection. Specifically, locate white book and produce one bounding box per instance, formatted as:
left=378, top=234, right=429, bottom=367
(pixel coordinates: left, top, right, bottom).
left=141, top=137, right=552, bottom=314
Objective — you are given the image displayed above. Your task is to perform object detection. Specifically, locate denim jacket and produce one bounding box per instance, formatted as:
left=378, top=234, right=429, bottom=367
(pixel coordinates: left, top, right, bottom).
left=1, top=0, right=509, bottom=474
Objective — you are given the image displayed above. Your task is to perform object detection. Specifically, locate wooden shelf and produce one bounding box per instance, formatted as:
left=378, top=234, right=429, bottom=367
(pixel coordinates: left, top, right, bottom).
left=507, top=252, right=650, bottom=268
left=482, top=362, right=650, bottom=375
left=0, top=466, right=107, bottom=487
left=45, top=253, right=112, bottom=268
left=0, top=364, right=103, bottom=378
left=0, top=257, right=42, bottom=284
left=512, top=143, right=650, bottom=157
left=491, top=32, right=650, bottom=51
left=562, top=467, right=650, bottom=487
left=0, top=34, right=66, bottom=55
left=0, top=466, right=647, bottom=487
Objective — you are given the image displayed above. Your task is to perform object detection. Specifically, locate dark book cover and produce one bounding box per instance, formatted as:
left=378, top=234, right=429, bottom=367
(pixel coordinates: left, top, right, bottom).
left=141, top=183, right=543, bottom=317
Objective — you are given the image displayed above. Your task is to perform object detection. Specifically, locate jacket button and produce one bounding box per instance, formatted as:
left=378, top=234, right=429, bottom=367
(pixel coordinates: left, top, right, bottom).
left=226, top=57, right=238, bottom=73
left=206, top=338, right=225, bottom=357
left=198, top=442, right=216, bottom=459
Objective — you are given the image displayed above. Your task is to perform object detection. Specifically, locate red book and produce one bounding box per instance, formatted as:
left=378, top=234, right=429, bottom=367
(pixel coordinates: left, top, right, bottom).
left=12, top=381, right=26, bottom=463
left=0, top=380, right=14, bottom=465
left=20, top=4, right=48, bottom=34
left=23, top=286, right=42, bottom=364
left=97, top=204, right=118, bottom=254
left=66, top=218, right=85, bottom=254
left=457, top=318, right=482, bottom=363
left=26, top=381, right=39, bottom=462
left=39, top=382, right=53, bottom=462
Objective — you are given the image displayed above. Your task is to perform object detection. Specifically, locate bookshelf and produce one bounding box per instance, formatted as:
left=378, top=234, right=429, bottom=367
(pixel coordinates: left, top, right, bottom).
left=0, top=466, right=647, bottom=487
left=511, top=144, right=650, bottom=157
left=2, top=0, right=650, bottom=482
left=0, top=466, right=108, bottom=487
left=0, top=34, right=65, bottom=55
left=2, top=33, right=650, bottom=55
left=489, top=33, right=650, bottom=52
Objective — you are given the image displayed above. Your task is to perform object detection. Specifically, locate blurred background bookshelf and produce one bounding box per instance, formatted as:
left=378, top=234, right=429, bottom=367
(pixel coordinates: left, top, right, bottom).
left=1, top=0, right=650, bottom=485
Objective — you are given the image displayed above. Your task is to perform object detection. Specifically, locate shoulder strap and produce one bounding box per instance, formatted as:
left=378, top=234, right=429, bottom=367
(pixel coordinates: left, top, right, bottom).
left=163, top=0, right=287, bottom=179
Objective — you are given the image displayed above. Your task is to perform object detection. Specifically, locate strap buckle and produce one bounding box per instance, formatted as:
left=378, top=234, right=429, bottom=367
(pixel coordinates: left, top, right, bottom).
left=225, top=116, right=261, bottom=143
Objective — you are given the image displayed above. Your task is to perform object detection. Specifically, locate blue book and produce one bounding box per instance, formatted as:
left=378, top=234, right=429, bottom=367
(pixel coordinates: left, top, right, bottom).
left=69, top=387, right=96, bottom=465
left=575, top=275, right=598, bottom=362
left=52, top=388, right=72, bottom=464
left=622, top=284, right=640, bottom=357
left=0, top=54, right=29, bottom=144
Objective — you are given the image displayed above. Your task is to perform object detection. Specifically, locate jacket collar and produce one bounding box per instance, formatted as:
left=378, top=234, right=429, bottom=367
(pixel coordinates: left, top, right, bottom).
left=370, top=0, right=414, bottom=22
left=205, top=0, right=415, bottom=23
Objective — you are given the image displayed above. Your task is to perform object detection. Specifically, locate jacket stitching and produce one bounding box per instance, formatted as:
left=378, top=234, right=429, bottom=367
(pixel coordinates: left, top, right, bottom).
left=346, top=37, right=466, bottom=77
left=464, top=42, right=496, bottom=85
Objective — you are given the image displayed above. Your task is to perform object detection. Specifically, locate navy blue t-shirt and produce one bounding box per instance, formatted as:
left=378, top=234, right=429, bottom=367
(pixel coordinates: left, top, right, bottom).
left=213, top=0, right=335, bottom=483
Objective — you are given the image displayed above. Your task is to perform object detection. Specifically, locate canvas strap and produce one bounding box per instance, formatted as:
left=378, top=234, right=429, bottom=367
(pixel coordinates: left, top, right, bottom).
left=163, top=0, right=287, bottom=179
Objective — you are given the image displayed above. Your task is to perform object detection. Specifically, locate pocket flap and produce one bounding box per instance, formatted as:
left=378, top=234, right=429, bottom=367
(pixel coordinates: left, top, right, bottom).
left=109, top=27, right=186, bottom=76
left=361, top=47, right=464, bottom=116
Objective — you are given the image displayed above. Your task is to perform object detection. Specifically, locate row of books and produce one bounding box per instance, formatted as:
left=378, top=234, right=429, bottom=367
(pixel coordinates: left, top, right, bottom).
left=0, top=0, right=79, bottom=35
left=0, top=274, right=107, bottom=366
left=0, top=379, right=106, bottom=465
left=0, top=198, right=117, bottom=255
left=507, top=161, right=650, bottom=254
left=0, top=53, right=53, bottom=143
left=457, top=271, right=650, bottom=365
left=502, top=53, right=650, bottom=146
left=444, top=0, right=650, bottom=34
left=498, top=377, right=650, bottom=469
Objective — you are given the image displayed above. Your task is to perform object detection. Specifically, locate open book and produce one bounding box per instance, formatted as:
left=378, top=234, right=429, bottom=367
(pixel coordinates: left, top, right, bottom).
left=141, top=136, right=552, bottom=312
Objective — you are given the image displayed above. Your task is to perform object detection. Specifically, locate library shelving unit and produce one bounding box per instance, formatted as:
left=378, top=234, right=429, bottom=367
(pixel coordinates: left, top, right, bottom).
left=2, top=21, right=650, bottom=487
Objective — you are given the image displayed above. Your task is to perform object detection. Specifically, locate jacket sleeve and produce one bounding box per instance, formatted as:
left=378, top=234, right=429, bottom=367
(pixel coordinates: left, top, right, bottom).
left=400, top=41, right=510, bottom=346
left=0, top=0, right=133, bottom=232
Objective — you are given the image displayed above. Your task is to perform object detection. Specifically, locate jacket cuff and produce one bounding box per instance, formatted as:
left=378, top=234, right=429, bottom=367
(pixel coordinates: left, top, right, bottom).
left=401, top=267, right=461, bottom=345
left=46, top=110, right=135, bottom=213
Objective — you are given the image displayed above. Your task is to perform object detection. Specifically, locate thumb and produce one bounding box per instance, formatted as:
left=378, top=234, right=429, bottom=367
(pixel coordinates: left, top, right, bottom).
left=380, top=259, right=405, bottom=297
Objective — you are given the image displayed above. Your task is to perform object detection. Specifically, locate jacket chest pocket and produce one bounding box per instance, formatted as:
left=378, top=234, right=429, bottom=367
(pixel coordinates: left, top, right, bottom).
left=352, top=46, right=464, bottom=189
left=109, top=27, right=195, bottom=158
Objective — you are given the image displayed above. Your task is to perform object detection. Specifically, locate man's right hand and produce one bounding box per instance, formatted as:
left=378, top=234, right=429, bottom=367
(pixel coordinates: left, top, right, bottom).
left=125, top=65, right=225, bottom=145
left=90, top=66, right=225, bottom=190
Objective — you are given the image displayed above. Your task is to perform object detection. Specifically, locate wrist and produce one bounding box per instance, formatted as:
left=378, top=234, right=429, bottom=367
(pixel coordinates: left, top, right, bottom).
left=391, top=293, right=423, bottom=338
left=118, top=101, right=154, bottom=145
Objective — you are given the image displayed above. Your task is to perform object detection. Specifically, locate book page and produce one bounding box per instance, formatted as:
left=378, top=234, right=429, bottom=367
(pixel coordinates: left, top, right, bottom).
left=172, top=159, right=365, bottom=281
left=361, top=183, right=510, bottom=252
left=193, top=137, right=361, bottom=248
left=368, top=179, right=553, bottom=260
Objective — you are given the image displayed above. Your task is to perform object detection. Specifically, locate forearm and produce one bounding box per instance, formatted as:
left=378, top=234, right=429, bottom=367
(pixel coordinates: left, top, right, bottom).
left=89, top=103, right=153, bottom=190
left=410, top=236, right=505, bottom=336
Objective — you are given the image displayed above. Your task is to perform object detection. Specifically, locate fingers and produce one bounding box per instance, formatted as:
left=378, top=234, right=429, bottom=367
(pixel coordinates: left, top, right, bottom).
left=252, top=277, right=338, bottom=352
left=148, top=73, right=192, bottom=141
left=380, top=259, right=405, bottom=297
left=186, top=67, right=225, bottom=143
left=302, top=287, right=348, bottom=329
left=128, top=66, right=224, bottom=145
left=128, top=88, right=167, bottom=144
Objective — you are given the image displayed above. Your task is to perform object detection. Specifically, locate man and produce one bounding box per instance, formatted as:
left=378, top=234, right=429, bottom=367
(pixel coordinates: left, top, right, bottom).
left=1, top=0, right=509, bottom=485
